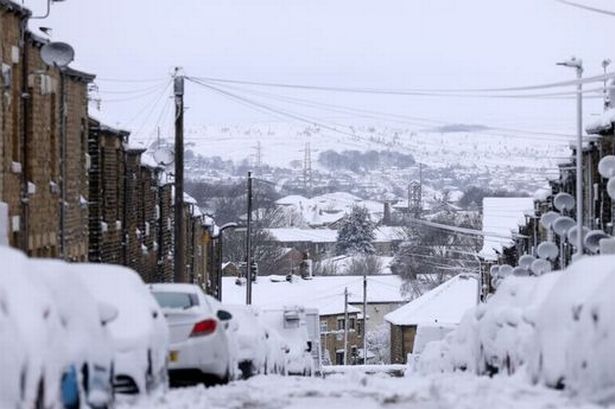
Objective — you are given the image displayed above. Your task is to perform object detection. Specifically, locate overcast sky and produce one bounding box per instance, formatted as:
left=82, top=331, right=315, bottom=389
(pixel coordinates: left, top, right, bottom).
left=23, top=0, right=615, bottom=139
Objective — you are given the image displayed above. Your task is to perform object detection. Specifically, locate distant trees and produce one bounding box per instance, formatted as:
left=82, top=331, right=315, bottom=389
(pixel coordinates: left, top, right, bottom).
left=318, top=149, right=415, bottom=173
left=391, top=212, right=482, bottom=297
left=458, top=186, right=527, bottom=209
left=336, top=205, right=376, bottom=255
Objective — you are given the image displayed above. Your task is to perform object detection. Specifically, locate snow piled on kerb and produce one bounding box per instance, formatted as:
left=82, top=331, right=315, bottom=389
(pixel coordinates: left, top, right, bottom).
left=117, top=371, right=602, bottom=409
left=414, top=255, right=615, bottom=404
left=479, top=197, right=534, bottom=261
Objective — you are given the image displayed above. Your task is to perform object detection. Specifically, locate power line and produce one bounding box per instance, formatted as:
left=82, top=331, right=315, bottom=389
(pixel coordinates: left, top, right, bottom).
left=555, top=0, right=615, bottom=16
left=189, top=72, right=615, bottom=96
left=199, top=80, right=576, bottom=141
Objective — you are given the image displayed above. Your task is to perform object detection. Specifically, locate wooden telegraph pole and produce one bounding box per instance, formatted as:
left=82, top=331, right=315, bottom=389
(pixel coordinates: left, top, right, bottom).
left=174, top=70, right=186, bottom=283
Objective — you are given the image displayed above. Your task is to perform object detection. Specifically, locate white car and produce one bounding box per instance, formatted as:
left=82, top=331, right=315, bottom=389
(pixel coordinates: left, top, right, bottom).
left=76, top=264, right=169, bottom=397
left=225, top=305, right=268, bottom=378
left=37, top=260, right=117, bottom=408
left=0, top=247, right=69, bottom=409
left=262, top=307, right=313, bottom=376
left=150, top=283, right=237, bottom=385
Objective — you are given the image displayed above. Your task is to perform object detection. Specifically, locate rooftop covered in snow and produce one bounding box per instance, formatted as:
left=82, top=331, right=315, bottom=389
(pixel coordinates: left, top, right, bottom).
left=384, top=274, right=477, bottom=327
left=222, top=274, right=407, bottom=316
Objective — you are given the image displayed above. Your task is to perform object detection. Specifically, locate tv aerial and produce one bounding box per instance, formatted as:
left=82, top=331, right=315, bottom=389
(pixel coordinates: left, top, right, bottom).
left=40, top=42, right=74, bottom=69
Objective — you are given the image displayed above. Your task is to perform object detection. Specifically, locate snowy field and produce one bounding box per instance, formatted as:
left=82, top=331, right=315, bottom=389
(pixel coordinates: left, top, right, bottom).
left=118, top=372, right=606, bottom=409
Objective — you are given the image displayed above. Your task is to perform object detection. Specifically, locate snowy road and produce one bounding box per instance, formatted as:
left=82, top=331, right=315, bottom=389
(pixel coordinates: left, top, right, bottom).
left=119, top=371, right=606, bottom=409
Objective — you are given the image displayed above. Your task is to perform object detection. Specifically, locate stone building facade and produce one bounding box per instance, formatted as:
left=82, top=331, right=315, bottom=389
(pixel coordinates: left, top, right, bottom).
left=320, top=312, right=362, bottom=365
left=1, top=3, right=91, bottom=259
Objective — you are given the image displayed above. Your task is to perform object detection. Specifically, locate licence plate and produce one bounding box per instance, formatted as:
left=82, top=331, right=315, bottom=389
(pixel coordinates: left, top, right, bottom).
left=169, top=351, right=179, bottom=362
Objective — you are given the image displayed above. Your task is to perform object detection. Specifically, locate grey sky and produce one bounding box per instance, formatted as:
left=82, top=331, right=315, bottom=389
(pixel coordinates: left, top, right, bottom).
left=24, top=0, right=615, bottom=138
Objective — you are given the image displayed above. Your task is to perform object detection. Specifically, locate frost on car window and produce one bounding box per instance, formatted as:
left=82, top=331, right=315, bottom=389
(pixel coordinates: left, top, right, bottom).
left=153, top=292, right=199, bottom=309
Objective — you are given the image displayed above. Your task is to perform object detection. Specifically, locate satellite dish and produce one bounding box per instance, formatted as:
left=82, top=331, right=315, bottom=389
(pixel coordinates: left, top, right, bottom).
left=153, top=146, right=175, bottom=166
left=553, top=193, right=575, bottom=212
left=498, top=264, right=514, bottom=277
left=489, top=265, right=500, bottom=276
left=540, top=211, right=560, bottom=229
left=512, top=267, right=529, bottom=277
left=567, top=225, right=591, bottom=247
left=40, top=42, right=75, bottom=68
left=490, top=276, right=500, bottom=289
left=584, top=230, right=611, bottom=254
left=531, top=259, right=552, bottom=276
left=552, top=216, right=576, bottom=237
left=598, top=155, right=615, bottom=179
left=518, top=254, right=536, bottom=269
left=608, top=177, right=615, bottom=200
left=537, top=242, right=559, bottom=260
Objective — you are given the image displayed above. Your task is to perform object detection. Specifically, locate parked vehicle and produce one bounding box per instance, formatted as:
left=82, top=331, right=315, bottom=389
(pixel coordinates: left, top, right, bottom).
left=150, top=283, right=236, bottom=385
left=262, top=307, right=313, bottom=376
left=37, top=260, right=117, bottom=408
left=76, top=264, right=169, bottom=396
left=0, top=247, right=72, bottom=408
left=225, top=305, right=268, bottom=378
left=264, top=326, right=289, bottom=375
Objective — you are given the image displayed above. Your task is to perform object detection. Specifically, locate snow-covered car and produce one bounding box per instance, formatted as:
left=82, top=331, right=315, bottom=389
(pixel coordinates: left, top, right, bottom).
left=150, top=283, right=236, bottom=385
left=0, top=247, right=71, bottom=409
left=566, top=265, right=615, bottom=398
left=76, top=264, right=169, bottom=396
left=225, top=305, right=268, bottom=378
left=527, top=256, right=615, bottom=389
left=262, top=307, right=313, bottom=376
left=36, top=259, right=117, bottom=408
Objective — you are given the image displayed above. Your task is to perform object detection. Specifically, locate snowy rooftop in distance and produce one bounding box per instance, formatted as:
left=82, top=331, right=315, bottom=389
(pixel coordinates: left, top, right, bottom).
left=384, top=274, right=477, bottom=327
left=222, top=275, right=407, bottom=316
left=265, top=226, right=406, bottom=244
left=479, top=197, right=534, bottom=261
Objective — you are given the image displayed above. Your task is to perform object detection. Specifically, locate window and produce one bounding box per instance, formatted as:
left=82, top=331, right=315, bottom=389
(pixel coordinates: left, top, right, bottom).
left=336, top=351, right=344, bottom=365
left=337, top=317, right=345, bottom=330
left=152, top=291, right=199, bottom=309
left=320, top=321, right=328, bottom=332
left=349, top=318, right=356, bottom=330
left=357, top=322, right=363, bottom=336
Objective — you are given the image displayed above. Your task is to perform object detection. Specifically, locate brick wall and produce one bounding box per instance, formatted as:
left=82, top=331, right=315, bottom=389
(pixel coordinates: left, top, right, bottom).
left=320, top=312, right=361, bottom=365
left=389, top=324, right=416, bottom=364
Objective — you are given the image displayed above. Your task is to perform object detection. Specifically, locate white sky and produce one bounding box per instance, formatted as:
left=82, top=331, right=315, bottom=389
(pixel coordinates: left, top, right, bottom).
left=23, top=0, right=615, bottom=139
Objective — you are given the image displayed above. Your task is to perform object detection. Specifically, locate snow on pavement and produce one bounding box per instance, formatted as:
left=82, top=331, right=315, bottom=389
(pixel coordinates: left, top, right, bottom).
left=119, top=371, right=607, bottom=409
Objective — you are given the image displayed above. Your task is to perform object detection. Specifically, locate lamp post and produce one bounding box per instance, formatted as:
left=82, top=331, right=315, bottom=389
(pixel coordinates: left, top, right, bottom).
left=557, top=57, right=584, bottom=257
left=216, top=222, right=238, bottom=301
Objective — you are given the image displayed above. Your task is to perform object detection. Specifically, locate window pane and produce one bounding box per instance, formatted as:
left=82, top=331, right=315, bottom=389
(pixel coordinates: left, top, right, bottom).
left=152, top=291, right=199, bottom=309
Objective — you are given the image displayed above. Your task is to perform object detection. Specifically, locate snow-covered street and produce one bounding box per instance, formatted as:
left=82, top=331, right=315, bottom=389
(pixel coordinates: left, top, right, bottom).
left=119, top=371, right=606, bottom=409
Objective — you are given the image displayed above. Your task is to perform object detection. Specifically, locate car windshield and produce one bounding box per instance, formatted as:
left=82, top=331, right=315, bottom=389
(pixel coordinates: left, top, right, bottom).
left=152, top=291, right=199, bottom=309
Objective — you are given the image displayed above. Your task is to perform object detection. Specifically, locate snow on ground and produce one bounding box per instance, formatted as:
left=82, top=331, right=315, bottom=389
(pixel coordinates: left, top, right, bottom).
left=118, top=371, right=606, bottom=409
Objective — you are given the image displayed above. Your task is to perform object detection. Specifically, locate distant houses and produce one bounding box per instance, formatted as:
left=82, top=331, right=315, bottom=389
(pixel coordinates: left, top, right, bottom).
left=222, top=274, right=407, bottom=365
left=384, top=274, right=478, bottom=364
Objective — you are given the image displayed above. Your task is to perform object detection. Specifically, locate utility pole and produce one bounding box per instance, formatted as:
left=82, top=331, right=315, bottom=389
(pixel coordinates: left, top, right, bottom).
left=246, top=171, right=253, bottom=304
left=254, top=141, right=262, bottom=170
left=343, top=287, right=349, bottom=366
left=603, top=59, right=611, bottom=110
left=303, top=142, right=312, bottom=196
left=557, top=58, right=584, bottom=257
left=173, top=69, right=186, bottom=283
left=362, top=274, right=368, bottom=365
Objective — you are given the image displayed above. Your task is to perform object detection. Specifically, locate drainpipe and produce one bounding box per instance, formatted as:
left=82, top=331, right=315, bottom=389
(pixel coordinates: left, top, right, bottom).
left=59, top=71, right=66, bottom=259
left=19, top=21, right=30, bottom=254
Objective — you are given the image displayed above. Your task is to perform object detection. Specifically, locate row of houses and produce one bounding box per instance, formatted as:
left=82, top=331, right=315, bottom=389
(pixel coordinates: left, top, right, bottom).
left=0, top=0, right=223, bottom=296
left=479, top=106, right=615, bottom=289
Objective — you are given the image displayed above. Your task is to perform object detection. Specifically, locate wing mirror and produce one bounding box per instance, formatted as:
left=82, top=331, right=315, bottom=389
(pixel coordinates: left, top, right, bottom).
left=98, top=302, right=118, bottom=326
left=217, top=310, right=233, bottom=321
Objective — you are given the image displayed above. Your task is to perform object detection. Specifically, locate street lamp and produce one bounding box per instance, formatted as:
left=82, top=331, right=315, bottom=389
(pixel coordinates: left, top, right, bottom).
left=214, top=222, right=239, bottom=301
left=557, top=57, right=584, bottom=257
left=32, top=0, right=67, bottom=20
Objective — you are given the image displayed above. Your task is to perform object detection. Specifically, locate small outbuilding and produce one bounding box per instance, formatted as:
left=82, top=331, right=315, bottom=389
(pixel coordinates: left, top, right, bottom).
left=384, top=274, right=478, bottom=364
